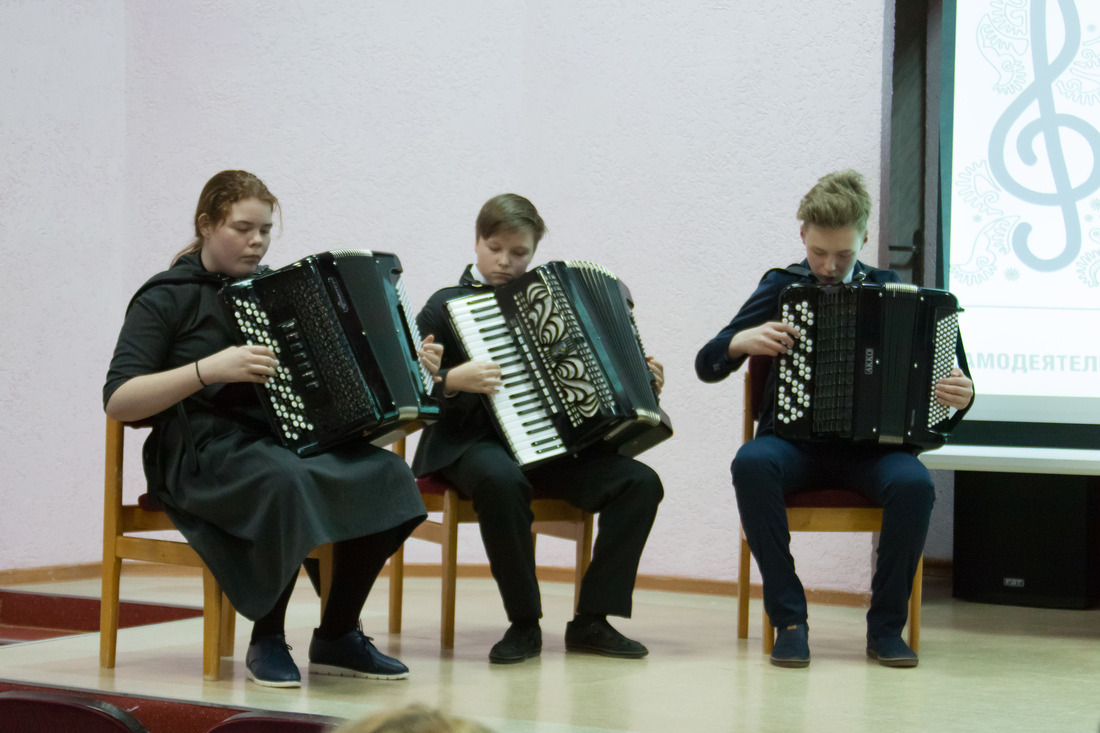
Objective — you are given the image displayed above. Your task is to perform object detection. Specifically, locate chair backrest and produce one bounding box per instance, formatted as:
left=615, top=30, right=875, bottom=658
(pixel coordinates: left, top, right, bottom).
left=743, top=355, right=773, bottom=442
left=0, top=691, right=149, bottom=733
left=104, top=417, right=175, bottom=532
left=206, top=711, right=342, bottom=732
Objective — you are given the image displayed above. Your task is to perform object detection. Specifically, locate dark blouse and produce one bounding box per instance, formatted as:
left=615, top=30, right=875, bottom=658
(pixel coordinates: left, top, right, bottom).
left=104, top=253, right=424, bottom=619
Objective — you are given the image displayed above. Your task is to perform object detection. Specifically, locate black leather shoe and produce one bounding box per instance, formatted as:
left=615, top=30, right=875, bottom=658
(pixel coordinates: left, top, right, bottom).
left=489, top=624, right=542, bottom=664
left=565, top=617, right=648, bottom=659
left=867, top=634, right=918, bottom=668
left=308, top=627, right=409, bottom=680
left=246, top=634, right=301, bottom=688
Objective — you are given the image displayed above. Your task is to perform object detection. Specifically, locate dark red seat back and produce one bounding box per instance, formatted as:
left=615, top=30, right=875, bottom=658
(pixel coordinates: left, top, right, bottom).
left=0, top=692, right=149, bottom=733
left=206, top=711, right=342, bottom=732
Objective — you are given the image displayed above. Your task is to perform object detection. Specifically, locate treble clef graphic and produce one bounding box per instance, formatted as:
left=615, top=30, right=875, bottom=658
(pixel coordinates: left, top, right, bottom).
left=988, top=0, right=1100, bottom=272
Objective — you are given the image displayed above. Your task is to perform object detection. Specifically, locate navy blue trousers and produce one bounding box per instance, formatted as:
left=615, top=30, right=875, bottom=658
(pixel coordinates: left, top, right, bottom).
left=441, top=440, right=663, bottom=623
left=732, top=434, right=934, bottom=638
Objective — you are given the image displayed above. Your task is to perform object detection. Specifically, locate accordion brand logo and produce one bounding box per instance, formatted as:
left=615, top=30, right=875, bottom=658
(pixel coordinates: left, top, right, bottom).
left=864, top=348, right=875, bottom=375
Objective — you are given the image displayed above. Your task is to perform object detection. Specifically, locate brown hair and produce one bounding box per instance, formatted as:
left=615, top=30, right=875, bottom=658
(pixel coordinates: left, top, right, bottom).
left=475, top=193, right=547, bottom=249
left=172, top=170, right=280, bottom=264
left=336, top=705, right=493, bottom=733
left=796, top=169, right=872, bottom=234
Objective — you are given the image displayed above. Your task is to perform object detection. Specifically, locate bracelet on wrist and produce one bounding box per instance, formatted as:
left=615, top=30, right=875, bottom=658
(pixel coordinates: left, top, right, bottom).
left=195, top=360, right=208, bottom=387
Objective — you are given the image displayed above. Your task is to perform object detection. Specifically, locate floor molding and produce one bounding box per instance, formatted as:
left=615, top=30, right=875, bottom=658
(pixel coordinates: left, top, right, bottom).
left=0, top=559, right=951, bottom=609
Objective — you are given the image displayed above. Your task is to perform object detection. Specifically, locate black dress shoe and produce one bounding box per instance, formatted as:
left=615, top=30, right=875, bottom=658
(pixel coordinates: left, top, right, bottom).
left=246, top=634, right=301, bottom=688
left=565, top=617, right=648, bottom=659
left=489, top=623, right=542, bottom=664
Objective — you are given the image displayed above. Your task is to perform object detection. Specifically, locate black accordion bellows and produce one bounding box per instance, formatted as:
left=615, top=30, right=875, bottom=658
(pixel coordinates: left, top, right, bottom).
left=774, top=281, right=971, bottom=452
left=220, top=250, right=439, bottom=456
left=444, top=261, right=672, bottom=468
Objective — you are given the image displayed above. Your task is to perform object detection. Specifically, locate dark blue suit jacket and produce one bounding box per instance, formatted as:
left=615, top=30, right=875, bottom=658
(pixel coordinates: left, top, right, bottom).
left=695, top=259, right=899, bottom=437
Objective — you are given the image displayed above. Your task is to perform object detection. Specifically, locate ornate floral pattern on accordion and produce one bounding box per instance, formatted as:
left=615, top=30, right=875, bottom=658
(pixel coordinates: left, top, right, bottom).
left=444, top=261, right=672, bottom=468
left=774, top=281, right=972, bottom=452
left=220, top=250, right=440, bottom=456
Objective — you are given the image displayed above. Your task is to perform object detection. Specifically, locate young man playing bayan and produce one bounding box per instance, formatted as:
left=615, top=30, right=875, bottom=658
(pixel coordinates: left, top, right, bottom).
left=695, top=170, right=974, bottom=668
left=414, top=193, right=665, bottom=664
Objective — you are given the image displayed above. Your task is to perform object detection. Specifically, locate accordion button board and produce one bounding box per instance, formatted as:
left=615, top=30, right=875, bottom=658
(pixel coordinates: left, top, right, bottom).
left=773, top=281, right=963, bottom=451
left=221, top=250, right=439, bottom=456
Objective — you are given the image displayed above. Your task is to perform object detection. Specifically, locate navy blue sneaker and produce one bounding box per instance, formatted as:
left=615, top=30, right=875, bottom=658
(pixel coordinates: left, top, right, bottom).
left=308, top=627, right=409, bottom=680
left=246, top=634, right=301, bottom=688
left=867, top=634, right=918, bottom=668
left=770, top=623, right=810, bottom=668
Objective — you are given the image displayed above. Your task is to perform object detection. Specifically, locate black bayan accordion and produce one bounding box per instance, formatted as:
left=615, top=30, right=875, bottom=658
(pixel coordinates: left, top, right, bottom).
left=444, top=261, right=672, bottom=468
left=773, top=281, right=970, bottom=452
left=220, top=250, right=440, bottom=456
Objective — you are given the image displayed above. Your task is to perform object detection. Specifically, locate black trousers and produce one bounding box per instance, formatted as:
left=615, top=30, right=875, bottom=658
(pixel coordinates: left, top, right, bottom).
left=440, top=439, right=664, bottom=623
left=732, top=435, right=934, bottom=638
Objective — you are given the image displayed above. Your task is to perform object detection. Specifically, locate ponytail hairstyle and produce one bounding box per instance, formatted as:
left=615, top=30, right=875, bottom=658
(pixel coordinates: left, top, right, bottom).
left=172, top=170, right=280, bottom=264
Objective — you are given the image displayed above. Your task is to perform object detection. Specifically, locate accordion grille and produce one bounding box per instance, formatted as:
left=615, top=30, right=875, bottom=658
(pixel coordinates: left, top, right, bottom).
left=928, top=312, right=959, bottom=428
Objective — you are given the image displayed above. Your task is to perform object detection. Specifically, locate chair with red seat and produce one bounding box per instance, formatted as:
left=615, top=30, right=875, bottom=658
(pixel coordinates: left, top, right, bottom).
left=734, top=355, right=923, bottom=654
left=386, top=438, right=594, bottom=648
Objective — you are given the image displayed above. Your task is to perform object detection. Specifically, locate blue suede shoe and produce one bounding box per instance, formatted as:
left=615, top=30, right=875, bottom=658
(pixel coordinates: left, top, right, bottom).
left=308, top=627, right=409, bottom=680
left=770, top=623, right=810, bottom=668
left=867, top=634, right=918, bottom=668
left=246, top=634, right=301, bottom=688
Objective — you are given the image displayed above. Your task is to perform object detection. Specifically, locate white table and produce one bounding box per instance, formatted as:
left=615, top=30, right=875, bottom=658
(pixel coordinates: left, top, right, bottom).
left=919, top=444, right=1100, bottom=476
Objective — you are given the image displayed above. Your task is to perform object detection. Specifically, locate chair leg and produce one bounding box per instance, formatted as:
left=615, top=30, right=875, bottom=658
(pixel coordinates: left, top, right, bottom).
left=316, top=543, right=333, bottom=619
left=579, top=513, right=594, bottom=575
left=572, top=515, right=593, bottom=615
left=99, top=556, right=122, bottom=669
left=908, top=555, right=923, bottom=653
left=736, top=530, right=751, bottom=640
left=101, top=417, right=125, bottom=670
left=219, top=593, right=235, bottom=657
left=388, top=543, right=405, bottom=634
left=762, top=610, right=775, bottom=654
left=441, top=490, right=460, bottom=649
left=201, top=567, right=225, bottom=680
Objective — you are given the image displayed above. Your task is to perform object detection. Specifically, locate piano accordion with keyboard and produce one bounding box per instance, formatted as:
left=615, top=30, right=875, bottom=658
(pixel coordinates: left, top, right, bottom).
left=773, top=281, right=969, bottom=451
left=220, top=250, right=440, bottom=456
left=444, top=261, right=672, bottom=468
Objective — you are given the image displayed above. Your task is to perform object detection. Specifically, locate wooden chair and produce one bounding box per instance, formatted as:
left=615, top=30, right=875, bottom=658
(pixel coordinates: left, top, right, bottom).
left=387, top=438, right=594, bottom=648
left=100, top=417, right=334, bottom=680
left=734, top=355, right=923, bottom=654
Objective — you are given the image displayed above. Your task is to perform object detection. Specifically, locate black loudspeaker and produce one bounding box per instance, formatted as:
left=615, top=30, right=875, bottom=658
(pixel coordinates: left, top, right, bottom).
left=953, top=471, right=1100, bottom=609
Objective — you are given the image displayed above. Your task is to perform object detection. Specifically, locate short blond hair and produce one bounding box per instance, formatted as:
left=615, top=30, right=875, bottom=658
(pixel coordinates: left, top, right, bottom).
left=336, top=705, right=493, bottom=733
left=796, top=169, right=871, bottom=233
